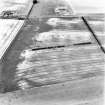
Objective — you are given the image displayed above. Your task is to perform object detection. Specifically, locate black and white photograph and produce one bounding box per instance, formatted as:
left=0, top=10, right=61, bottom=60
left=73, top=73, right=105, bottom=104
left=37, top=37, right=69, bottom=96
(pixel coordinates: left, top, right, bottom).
left=0, top=0, right=105, bottom=105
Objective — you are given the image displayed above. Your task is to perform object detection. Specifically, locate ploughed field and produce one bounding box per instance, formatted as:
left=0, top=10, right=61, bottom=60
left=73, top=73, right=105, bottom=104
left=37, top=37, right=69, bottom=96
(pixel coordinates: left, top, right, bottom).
left=0, top=15, right=104, bottom=92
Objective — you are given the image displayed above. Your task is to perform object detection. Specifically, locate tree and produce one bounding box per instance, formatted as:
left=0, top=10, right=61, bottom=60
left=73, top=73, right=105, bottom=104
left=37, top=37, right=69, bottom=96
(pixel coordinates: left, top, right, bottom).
left=33, top=0, right=38, bottom=4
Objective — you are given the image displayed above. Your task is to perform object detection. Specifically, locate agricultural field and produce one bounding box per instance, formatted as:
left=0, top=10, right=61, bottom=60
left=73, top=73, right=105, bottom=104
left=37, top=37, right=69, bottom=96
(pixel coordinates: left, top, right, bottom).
left=0, top=0, right=104, bottom=105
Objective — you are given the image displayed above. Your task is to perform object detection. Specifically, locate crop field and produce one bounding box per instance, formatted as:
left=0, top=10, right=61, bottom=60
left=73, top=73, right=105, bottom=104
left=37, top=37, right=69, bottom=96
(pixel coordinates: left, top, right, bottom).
left=0, top=0, right=104, bottom=105
left=0, top=15, right=104, bottom=92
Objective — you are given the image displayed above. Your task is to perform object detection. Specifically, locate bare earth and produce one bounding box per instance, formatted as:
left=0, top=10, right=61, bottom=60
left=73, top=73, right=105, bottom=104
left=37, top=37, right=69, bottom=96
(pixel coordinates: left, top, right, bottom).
left=0, top=0, right=104, bottom=105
